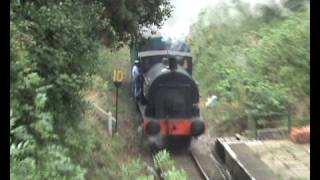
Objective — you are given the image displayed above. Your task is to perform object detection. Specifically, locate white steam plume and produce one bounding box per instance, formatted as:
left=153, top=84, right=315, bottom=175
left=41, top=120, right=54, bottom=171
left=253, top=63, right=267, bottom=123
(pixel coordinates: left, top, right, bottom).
left=152, top=0, right=304, bottom=40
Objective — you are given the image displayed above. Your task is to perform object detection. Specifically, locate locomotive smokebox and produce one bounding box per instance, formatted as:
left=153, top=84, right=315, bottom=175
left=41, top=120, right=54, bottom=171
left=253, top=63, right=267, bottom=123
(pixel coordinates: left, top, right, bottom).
left=168, top=56, right=177, bottom=71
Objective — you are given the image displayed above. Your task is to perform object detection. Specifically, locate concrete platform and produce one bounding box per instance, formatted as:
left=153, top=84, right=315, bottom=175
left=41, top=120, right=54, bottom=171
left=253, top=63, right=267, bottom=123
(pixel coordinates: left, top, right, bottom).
left=247, top=140, right=310, bottom=180
left=214, top=137, right=310, bottom=180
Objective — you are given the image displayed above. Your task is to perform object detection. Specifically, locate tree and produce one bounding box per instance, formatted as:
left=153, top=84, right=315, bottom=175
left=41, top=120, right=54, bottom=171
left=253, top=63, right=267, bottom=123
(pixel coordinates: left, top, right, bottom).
left=10, top=0, right=172, bottom=179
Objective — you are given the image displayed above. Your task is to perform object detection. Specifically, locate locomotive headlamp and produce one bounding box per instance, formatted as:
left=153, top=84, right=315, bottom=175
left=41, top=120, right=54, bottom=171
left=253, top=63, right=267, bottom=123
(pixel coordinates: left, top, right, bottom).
left=191, top=120, right=205, bottom=137
left=146, top=121, right=160, bottom=135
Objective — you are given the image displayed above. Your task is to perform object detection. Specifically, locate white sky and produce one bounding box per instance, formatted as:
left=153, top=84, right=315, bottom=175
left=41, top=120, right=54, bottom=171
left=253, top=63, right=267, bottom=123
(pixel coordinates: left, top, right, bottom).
left=158, top=0, right=218, bottom=39
left=157, top=0, right=289, bottom=39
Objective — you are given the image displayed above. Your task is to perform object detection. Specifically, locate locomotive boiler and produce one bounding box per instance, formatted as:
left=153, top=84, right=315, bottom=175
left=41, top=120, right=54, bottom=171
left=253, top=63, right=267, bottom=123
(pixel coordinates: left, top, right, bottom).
left=131, top=36, right=205, bottom=148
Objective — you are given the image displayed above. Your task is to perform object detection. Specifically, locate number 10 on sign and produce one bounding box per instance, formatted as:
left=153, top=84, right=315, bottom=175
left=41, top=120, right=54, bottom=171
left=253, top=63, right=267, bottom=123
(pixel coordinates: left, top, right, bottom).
left=113, top=70, right=124, bottom=83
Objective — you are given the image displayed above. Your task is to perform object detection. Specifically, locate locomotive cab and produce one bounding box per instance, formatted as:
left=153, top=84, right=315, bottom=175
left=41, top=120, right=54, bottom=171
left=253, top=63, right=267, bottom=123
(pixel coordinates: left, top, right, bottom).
left=131, top=36, right=193, bottom=75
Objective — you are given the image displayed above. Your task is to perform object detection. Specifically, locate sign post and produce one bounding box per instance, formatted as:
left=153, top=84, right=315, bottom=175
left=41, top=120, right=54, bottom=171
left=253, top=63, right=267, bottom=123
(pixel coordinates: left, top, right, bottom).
left=113, top=69, right=124, bottom=135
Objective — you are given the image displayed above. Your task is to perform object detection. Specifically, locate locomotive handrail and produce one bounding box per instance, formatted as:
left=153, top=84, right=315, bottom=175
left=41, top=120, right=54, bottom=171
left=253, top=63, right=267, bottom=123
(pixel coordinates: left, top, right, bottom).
left=138, top=50, right=192, bottom=58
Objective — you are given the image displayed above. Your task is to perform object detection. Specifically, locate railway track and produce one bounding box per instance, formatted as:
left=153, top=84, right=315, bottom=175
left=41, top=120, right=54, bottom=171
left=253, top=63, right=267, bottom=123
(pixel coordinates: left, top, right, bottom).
left=150, top=147, right=212, bottom=180
left=190, top=150, right=211, bottom=180
left=174, top=149, right=210, bottom=180
left=87, top=98, right=226, bottom=179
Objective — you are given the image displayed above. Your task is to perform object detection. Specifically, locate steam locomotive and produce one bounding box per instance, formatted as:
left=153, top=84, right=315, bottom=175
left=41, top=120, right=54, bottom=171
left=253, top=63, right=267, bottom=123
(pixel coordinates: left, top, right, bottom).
left=131, top=36, right=205, bottom=148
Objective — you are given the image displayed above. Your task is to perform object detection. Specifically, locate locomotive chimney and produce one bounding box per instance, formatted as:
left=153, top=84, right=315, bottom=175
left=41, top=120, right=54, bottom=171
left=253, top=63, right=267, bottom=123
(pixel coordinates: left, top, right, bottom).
left=168, top=56, right=177, bottom=71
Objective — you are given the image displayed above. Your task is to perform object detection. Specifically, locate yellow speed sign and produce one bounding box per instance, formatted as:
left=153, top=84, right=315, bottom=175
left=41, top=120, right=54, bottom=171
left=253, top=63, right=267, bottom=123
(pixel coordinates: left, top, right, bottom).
left=113, top=69, right=124, bottom=83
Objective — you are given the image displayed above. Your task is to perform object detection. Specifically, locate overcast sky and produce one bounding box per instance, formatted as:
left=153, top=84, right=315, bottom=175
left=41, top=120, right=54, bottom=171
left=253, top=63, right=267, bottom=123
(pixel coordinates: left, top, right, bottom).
left=158, top=0, right=290, bottom=39
left=158, top=0, right=217, bottom=39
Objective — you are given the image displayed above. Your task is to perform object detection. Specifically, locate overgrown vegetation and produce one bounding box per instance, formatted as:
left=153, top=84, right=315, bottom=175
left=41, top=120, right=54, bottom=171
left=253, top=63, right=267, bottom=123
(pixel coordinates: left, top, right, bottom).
left=189, top=0, right=310, bottom=135
left=120, top=150, right=188, bottom=180
left=10, top=0, right=172, bottom=179
left=153, top=150, right=188, bottom=180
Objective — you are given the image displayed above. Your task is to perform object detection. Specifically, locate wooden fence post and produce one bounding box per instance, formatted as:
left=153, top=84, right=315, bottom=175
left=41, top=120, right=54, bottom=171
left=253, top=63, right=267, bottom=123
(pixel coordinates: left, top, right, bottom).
left=287, top=106, right=292, bottom=135
left=248, top=113, right=257, bottom=139
left=254, top=118, right=257, bottom=140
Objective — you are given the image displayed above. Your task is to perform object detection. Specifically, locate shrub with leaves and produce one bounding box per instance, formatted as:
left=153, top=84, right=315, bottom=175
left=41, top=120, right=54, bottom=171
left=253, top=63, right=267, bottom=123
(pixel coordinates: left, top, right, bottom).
left=10, top=0, right=172, bottom=179
left=120, top=159, right=155, bottom=180
left=119, top=151, right=188, bottom=180
left=154, top=150, right=188, bottom=180
left=189, top=0, right=309, bottom=134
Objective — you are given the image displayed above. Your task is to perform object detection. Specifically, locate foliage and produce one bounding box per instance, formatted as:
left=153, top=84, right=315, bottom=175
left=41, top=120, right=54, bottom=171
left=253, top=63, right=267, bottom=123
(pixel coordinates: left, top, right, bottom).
left=95, top=46, right=130, bottom=81
left=120, top=159, right=155, bottom=180
left=154, top=150, right=175, bottom=171
left=101, top=0, right=173, bottom=45
left=119, top=150, right=188, bottom=180
left=10, top=0, right=172, bottom=179
left=189, top=0, right=309, bottom=134
left=153, top=150, right=188, bottom=180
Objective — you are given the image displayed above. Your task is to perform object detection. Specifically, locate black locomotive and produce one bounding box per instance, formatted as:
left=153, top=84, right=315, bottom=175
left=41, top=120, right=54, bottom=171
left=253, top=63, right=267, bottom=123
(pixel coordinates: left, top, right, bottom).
left=131, top=36, right=205, bottom=148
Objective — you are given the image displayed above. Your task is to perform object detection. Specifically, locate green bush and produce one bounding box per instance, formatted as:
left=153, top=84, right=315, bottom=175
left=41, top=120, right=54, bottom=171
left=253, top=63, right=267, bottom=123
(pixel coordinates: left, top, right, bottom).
left=154, top=150, right=188, bottom=180
left=11, top=0, right=172, bottom=179
left=120, top=159, right=154, bottom=180
left=189, top=0, right=309, bottom=134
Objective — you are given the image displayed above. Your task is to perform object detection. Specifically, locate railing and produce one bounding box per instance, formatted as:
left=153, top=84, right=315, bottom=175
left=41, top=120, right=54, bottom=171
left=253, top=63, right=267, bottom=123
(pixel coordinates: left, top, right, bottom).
left=247, top=107, right=291, bottom=140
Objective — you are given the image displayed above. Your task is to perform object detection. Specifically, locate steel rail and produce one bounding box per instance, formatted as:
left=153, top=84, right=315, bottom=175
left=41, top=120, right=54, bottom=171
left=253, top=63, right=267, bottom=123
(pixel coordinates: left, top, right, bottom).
left=190, top=150, right=210, bottom=180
